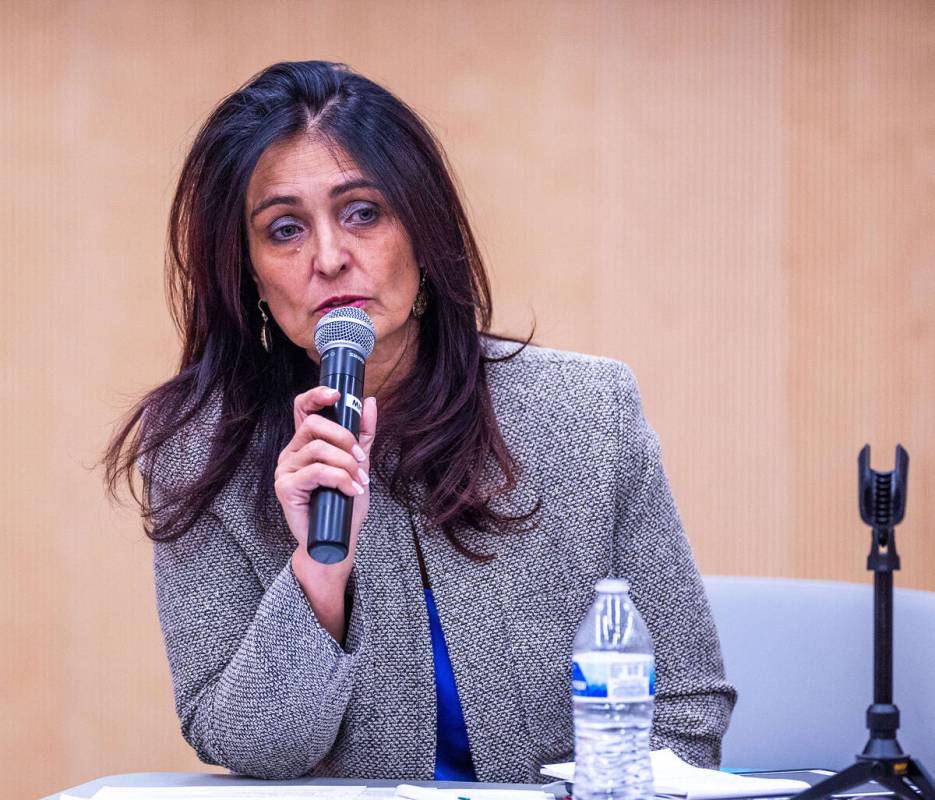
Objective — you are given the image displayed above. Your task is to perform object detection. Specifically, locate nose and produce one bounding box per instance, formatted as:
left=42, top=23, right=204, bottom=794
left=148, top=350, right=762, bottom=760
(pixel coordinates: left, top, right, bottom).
left=313, top=219, right=351, bottom=278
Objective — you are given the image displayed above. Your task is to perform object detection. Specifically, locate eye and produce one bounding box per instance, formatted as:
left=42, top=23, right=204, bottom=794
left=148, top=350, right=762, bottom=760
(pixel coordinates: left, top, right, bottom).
left=344, top=202, right=381, bottom=226
left=270, top=220, right=303, bottom=242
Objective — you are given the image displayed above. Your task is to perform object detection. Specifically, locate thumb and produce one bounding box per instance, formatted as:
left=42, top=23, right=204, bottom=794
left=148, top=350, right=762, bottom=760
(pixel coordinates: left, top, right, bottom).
left=359, top=396, right=377, bottom=457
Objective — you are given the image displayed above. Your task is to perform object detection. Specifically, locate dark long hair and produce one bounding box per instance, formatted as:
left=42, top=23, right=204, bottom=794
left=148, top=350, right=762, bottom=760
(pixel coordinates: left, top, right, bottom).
left=103, top=60, right=536, bottom=558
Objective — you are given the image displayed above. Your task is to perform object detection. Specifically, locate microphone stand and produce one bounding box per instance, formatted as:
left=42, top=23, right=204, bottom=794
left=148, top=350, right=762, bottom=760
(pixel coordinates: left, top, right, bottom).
left=794, top=445, right=934, bottom=800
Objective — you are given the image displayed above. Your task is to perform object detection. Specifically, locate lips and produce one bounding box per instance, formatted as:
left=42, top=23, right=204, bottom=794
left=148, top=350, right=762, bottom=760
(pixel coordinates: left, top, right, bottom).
left=315, top=296, right=369, bottom=314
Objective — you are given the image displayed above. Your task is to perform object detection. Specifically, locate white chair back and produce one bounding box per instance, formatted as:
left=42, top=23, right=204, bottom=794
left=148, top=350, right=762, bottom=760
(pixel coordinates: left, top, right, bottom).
left=703, top=576, right=935, bottom=770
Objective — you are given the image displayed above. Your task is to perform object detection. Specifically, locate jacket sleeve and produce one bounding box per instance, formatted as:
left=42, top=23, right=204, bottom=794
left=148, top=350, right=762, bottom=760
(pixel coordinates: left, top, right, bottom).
left=611, top=363, right=737, bottom=768
left=147, top=458, right=364, bottom=779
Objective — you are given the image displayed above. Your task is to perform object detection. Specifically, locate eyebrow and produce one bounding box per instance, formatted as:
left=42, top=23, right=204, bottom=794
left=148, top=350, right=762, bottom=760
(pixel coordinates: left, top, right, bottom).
left=249, top=179, right=381, bottom=223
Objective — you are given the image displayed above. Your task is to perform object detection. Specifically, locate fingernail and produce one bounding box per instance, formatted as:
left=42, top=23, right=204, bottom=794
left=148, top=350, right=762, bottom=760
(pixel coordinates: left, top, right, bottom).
left=352, top=481, right=365, bottom=495
left=352, top=444, right=365, bottom=462
left=357, top=468, right=370, bottom=486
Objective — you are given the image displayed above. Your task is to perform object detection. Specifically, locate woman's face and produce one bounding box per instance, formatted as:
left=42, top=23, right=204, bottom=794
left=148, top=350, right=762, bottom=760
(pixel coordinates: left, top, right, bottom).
left=244, top=134, right=420, bottom=367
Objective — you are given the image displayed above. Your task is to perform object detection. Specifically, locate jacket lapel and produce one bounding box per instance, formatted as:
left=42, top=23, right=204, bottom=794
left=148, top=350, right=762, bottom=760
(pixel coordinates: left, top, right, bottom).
left=416, top=513, right=533, bottom=782
left=352, top=471, right=437, bottom=779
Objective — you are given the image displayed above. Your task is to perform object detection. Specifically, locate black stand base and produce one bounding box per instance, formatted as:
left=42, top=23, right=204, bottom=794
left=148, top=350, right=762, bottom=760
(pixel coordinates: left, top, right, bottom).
left=794, top=447, right=935, bottom=800
left=795, top=755, right=935, bottom=800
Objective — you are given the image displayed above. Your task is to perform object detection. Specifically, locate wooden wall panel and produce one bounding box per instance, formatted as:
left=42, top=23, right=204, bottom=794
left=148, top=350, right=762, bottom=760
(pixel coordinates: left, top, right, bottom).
left=2, top=1, right=933, bottom=797
left=588, top=1, right=793, bottom=580
left=785, top=0, right=935, bottom=585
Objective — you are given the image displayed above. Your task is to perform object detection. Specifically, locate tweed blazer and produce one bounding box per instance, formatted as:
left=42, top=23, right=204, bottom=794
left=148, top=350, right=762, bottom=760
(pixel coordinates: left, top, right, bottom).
left=145, top=339, right=736, bottom=783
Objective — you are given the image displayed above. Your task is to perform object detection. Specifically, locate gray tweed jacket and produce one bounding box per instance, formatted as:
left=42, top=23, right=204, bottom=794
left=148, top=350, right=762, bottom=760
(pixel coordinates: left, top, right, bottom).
left=145, top=340, right=736, bottom=782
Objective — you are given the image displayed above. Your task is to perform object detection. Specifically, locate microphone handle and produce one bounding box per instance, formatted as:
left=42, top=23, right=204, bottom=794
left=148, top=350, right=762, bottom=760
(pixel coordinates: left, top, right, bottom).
left=307, top=347, right=366, bottom=564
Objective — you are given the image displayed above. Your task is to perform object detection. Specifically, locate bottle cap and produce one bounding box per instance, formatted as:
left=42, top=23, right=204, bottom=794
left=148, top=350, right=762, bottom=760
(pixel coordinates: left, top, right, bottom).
left=595, top=578, right=630, bottom=593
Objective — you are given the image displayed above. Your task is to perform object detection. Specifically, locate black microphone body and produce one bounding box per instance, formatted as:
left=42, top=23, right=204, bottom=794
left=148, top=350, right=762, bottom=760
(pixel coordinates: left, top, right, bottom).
left=306, top=306, right=375, bottom=565
left=308, top=346, right=367, bottom=564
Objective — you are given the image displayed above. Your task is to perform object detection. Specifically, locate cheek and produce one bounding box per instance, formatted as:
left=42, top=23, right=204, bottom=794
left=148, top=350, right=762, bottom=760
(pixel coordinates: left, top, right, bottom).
left=384, top=240, right=420, bottom=308
left=260, top=277, right=315, bottom=342
left=385, top=270, right=419, bottom=321
left=268, top=279, right=308, bottom=316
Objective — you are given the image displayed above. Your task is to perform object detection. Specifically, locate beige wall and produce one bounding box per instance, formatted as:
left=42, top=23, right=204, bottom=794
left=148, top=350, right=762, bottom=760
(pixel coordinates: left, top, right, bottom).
left=3, top=1, right=934, bottom=797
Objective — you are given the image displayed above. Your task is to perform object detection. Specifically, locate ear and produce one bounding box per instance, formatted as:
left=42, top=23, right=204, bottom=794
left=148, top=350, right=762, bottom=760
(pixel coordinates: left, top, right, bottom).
left=243, top=249, right=265, bottom=296
left=252, top=277, right=270, bottom=306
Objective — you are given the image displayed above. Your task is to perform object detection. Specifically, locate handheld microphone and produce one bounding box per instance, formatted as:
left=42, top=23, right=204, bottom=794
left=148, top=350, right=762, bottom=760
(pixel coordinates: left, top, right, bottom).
left=307, top=306, right=376, bottom=564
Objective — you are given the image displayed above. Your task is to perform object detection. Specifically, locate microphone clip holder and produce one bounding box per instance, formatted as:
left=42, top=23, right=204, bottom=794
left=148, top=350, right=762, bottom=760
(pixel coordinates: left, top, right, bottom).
left=793, top=445, right=934, bottom=800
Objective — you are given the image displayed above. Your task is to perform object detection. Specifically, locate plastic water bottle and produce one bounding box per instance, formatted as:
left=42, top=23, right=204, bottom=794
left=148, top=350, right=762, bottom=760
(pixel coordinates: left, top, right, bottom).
left=572, top=578, right=655, bottom=800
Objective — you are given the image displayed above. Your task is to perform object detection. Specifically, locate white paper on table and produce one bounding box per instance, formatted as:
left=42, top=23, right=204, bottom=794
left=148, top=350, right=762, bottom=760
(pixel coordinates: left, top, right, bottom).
left=89, top=787, right=368, bottom=800
left=394, top=785, right=550, bottom=800
left=541, top=748, right=812, bottom=800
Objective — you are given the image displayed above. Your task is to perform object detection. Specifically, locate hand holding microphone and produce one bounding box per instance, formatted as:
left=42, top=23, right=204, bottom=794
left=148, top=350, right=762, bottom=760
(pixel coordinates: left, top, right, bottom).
left=275, top=307, right=377, bottom=583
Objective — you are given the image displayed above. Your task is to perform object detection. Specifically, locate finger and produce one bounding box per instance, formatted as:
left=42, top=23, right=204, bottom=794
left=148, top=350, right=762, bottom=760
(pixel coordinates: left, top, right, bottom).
left=277, top=439, right=364, bottom=486
left=285, top=412, right=359, bottom=456
left=358, top=396, right=378, bottom=458
left=292, top=386, right=341, bottom=427
left=277, top=462, right=365, bottom=501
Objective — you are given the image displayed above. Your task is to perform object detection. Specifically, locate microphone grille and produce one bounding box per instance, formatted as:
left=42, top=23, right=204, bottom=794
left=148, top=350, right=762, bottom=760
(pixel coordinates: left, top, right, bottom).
left=314, top=306, right=376, bottom=359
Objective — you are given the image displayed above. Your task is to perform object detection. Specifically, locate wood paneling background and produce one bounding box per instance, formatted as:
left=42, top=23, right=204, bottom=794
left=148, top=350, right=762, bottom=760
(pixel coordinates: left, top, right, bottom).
left=2, top=1, right=933, bottom=797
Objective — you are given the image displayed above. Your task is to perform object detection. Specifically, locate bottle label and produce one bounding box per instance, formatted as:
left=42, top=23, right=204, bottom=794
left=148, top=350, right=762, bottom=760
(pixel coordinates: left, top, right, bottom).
left=572, top=652, right=655, bottom=703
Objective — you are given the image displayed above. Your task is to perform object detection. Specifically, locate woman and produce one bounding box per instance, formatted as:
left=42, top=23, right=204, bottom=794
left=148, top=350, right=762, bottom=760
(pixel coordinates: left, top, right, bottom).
left=105, top=60, right=735, bottom=783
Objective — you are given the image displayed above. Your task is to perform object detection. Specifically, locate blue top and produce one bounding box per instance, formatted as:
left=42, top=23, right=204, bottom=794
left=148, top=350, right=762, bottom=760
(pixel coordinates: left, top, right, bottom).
left=424, top=587, right=477, bottom=781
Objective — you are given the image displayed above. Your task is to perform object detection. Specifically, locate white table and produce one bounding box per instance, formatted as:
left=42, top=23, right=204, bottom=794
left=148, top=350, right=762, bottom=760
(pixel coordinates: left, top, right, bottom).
left=44, top=772, right=565, bottom=800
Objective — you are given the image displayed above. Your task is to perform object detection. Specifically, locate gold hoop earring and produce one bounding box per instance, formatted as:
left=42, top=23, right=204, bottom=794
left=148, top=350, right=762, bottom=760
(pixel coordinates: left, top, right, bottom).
left=258, top=299, right=272, bottom=353
left=411, top=272, right=428, bottom=319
